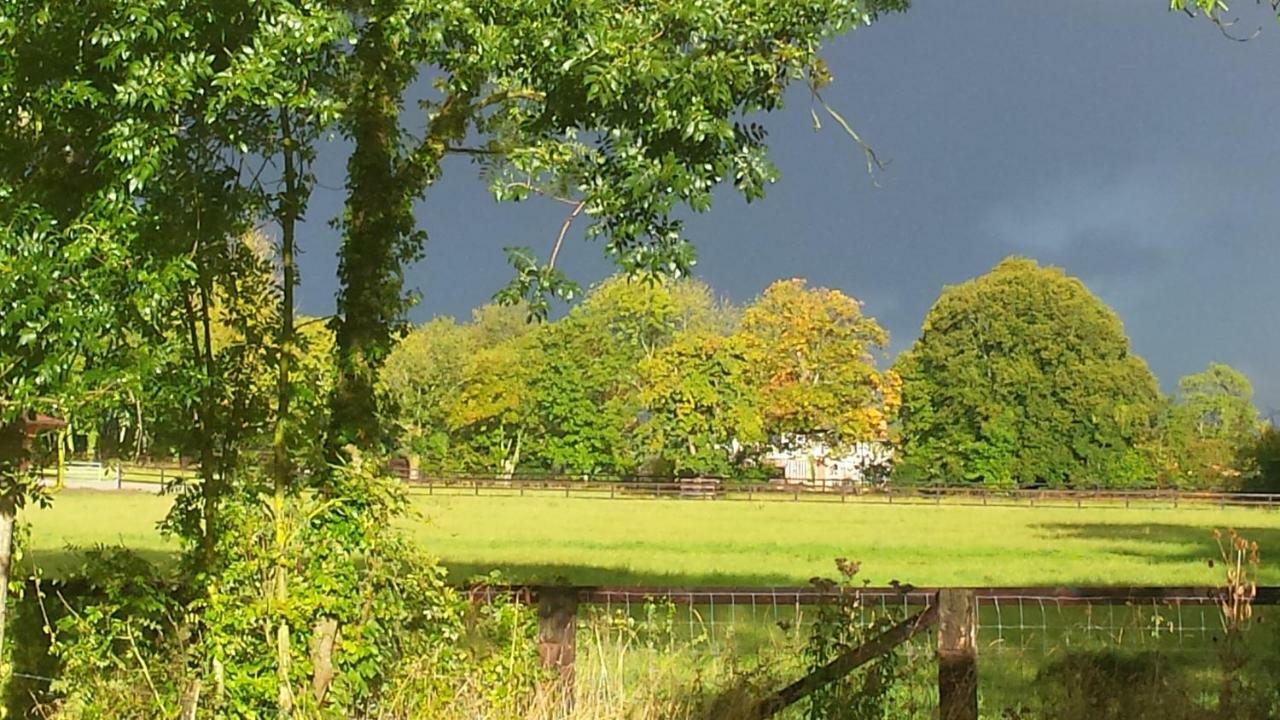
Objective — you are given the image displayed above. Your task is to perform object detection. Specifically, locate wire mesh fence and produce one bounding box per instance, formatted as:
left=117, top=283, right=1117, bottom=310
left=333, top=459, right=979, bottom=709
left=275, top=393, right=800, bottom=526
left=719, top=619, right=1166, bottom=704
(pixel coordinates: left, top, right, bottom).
left=472, top=584, right=1280, bottom=716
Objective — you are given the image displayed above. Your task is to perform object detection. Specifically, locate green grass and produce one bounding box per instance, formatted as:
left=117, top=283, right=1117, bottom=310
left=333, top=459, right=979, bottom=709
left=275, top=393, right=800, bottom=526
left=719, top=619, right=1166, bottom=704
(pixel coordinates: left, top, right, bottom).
left=20, top=490, right=1280, bottom=586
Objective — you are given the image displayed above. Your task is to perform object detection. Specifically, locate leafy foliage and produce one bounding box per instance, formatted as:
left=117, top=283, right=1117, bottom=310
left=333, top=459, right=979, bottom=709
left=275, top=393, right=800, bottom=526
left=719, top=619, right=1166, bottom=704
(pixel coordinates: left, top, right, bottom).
left=381, top=275, right=909, bottom=480
left=739, top=279, right=899, bottom=451
left=1159, top=363, right=1261, bottom=489
left=802, top=559, right=921, bottom=720
left=47, top=458, right=543, bottom=719
left=895, top=258, right=1163, bottom=488
left=638, top=332, right=763, bottom=477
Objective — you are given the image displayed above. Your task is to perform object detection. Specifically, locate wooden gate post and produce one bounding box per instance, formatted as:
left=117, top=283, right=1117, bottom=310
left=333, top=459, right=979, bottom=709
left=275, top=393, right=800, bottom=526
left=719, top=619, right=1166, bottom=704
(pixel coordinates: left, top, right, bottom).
left=538, top=587, right=579, bottom=708
left=938, top=589, right=978, bottom=720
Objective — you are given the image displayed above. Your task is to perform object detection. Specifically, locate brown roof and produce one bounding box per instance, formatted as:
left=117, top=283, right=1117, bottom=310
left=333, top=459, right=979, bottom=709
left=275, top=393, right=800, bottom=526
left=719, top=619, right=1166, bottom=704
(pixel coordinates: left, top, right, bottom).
left=20, top=413, right=66, bottom=434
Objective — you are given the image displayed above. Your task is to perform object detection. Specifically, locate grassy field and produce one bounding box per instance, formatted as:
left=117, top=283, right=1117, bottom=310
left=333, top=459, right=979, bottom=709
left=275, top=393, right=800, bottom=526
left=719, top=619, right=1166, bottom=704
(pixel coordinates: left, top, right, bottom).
left=19, top=490, right=1280, bottom=586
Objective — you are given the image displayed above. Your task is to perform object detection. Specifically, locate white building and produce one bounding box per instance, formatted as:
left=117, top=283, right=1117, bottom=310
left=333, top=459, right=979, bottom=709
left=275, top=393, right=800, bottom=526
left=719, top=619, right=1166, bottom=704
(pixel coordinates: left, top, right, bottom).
left=764, top=438, right=893, bottom=486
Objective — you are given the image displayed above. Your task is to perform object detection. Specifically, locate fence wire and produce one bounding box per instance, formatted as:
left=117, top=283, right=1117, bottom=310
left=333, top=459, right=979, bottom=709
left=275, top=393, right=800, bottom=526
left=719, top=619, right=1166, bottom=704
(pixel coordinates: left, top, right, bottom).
left=543, top=585, right=1280, bottom=715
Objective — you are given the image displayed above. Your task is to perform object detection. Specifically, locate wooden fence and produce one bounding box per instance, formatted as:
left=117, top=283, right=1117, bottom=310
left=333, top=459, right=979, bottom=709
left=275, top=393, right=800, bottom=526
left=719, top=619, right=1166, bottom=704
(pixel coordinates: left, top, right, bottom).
left=35, top=464, right=1280, bottom=510
left=467, top=584, right=1280, bottom=719
left=410, top=474, right=1280, bottom=510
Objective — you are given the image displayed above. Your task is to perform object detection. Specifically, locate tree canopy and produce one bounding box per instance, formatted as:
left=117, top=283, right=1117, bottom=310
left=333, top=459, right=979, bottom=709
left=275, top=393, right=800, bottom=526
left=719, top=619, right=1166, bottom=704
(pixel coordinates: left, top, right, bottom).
left=1160, top=362, right=1260, bottom=488
left=895, top=258, right=1163, bottom=488
left=739, top=278, right=898, bottom=451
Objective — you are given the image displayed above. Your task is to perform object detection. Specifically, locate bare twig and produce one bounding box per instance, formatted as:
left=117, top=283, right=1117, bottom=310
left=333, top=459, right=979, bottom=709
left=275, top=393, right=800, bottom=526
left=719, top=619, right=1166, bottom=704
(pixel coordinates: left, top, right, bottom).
left=295, top=315, right=334, bottom=331
left=501, top=181, right=581, bottom=206
left=548, top=201, right=586, bottom=272
left=126, top=624, right=170, bottom=717
left=812, top=88, right=887, bottom=180
left=445, top=145, right=503, bottom=156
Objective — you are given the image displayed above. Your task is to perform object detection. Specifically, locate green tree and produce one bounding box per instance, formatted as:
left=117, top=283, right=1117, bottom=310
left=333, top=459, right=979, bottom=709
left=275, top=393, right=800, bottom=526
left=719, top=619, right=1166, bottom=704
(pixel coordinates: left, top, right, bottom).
left=738, top=278, right=899, bottom=451
left=446, top=328, right=541, bottom=477
left=1161, top=363, right=1260, bottom=488
left=381, top=304, right=537, bottom=475
left=527, top=276, right=727, bottom=475
left=1244, top=424, right=1280, bottom=491
left=380, top=317, right=475, bottom=472
left=0, top=0, right=179, bottom=658
left=896, top=258, right=1163, bottom=489
left=638, top=332, right=763, bottom=477
left=4, top=0, right=915, bottom=710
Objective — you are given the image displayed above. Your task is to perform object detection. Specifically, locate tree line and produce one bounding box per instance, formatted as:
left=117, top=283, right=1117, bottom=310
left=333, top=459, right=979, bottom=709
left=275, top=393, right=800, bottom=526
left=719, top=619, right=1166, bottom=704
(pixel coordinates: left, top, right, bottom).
left=378, top=258, right=1275, bottom=491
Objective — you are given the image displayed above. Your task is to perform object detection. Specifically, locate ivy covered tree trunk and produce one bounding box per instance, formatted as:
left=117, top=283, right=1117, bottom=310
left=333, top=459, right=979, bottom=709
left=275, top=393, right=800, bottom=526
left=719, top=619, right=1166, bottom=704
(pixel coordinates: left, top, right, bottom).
left=329, top=7, right=423, bottom=455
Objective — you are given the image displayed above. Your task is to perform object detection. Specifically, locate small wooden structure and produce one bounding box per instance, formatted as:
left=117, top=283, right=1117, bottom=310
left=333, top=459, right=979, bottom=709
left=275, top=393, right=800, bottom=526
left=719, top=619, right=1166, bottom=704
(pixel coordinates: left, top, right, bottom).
left=0, top=411, right=66, bottom=462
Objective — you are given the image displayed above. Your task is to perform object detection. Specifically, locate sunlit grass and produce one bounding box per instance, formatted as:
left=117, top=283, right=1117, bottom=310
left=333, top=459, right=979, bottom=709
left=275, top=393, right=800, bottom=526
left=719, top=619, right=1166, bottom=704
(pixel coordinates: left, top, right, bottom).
left=19, top=490, right=1280, bottom=585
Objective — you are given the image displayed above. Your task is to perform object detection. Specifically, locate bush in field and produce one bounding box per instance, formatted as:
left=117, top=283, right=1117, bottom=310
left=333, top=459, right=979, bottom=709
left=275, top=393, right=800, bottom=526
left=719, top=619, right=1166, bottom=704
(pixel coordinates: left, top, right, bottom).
left=895, top=257, right=1163, bottom=489
left=40, top=459, right=543, bottom=719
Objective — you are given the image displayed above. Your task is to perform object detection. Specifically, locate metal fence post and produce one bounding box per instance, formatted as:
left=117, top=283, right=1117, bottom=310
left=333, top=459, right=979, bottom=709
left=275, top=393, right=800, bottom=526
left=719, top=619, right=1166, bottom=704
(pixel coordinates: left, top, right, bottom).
left=538, top=587, right=579, bottom=710
left=938, top=589, right=978, bottom=720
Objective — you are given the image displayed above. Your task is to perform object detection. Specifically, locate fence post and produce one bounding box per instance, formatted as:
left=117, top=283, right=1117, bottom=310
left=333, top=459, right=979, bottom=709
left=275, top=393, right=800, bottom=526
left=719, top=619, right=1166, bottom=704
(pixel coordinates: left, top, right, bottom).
left=116, top=464, right=123, bottom=490
left=938, top=589, right=977, bottom=720
left=538, top=587, right=579, bottom=709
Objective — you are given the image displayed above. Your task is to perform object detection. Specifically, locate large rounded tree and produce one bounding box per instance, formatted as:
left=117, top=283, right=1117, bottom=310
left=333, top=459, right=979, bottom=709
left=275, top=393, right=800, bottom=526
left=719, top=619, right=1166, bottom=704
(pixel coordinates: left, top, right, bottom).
left=895, top=258, right=1162, bottom=488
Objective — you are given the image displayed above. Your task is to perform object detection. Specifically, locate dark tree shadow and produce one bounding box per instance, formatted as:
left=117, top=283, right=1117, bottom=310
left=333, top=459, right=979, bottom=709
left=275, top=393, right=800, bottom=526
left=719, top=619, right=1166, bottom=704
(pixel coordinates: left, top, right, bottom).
left=1034, top=522, right=1280, bottom=571
left=440, top=560, right=805, bottom=587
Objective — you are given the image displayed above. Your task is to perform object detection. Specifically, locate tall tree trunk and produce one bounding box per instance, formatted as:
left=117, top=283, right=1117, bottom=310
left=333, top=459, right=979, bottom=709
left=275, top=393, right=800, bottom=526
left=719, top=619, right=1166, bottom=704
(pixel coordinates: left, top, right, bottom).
left=181, top=279, right=221, bottom=574
left=0, top=493, right=16, bottom=662
left=272, top=106, right=300, bottom=719
left=0, top=422, right=36, bottom=663
left=196, top=273, right=221, bottom=572
left=329, top=13, right=419, bottom=456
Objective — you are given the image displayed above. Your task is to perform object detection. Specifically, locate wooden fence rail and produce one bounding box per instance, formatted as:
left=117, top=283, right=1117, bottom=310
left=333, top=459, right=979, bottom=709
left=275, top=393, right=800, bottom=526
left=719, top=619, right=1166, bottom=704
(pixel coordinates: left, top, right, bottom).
left=34, top=464, right=1280, bottom=510
left=410, top=475, right=1280, bottom=510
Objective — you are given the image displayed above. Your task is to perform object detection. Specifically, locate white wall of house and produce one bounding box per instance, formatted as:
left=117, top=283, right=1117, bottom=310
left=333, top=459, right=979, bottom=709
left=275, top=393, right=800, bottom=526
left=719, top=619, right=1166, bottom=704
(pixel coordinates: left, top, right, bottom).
left=765, top=439, right=893, bottom=484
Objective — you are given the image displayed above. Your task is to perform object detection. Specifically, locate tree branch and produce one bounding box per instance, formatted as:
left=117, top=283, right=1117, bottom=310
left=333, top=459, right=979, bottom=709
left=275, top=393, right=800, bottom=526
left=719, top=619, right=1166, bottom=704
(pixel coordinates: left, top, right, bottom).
left=502, top=181, right=581, bottom=206
left=548, top=201, right=586, bottom=272
left=445, top=145, right=503, bottom=156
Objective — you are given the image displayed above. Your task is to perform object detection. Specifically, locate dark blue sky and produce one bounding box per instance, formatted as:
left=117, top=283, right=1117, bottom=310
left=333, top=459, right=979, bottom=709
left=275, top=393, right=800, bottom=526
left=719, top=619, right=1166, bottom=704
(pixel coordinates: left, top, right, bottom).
left=294, top=1, right=1280, bottom=414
